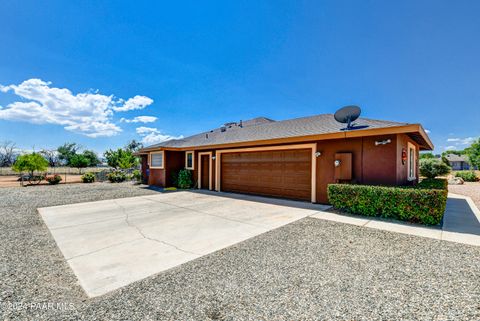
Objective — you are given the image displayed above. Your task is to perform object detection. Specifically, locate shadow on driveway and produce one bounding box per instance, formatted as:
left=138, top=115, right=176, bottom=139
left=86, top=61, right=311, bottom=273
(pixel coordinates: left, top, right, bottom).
left=443, top=197, right=480, bottom=236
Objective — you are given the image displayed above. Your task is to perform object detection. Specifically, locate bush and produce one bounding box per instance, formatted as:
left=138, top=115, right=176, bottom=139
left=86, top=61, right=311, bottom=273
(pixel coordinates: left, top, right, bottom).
left=130, top=169, right=142, bottom=183
left=45, top=174, right=62, bottom=185
left=107, top=170, right=127, bottom=183
left=417, top=178, right=448, bottom=190
left=177, top=169, right=193, bottom=189
left=81, top=172, right=96, bottom=183
left=419, top=158, right=451, bottom=178
left=455, top=171, right=479, bottom=182
left=327, top=183, right=448, bottom=225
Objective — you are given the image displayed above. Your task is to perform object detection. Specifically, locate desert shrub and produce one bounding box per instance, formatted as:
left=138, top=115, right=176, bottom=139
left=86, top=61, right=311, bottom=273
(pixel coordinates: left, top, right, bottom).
left=455, top=171, right=479, bottom=182
left=45, top=174, right=62, bottom=185
left=130, top=169, right=142, bottom=183
left=81, top=172, right=96, bottom=183
left=107, top=170, right=127, bottom=183
left=177, top=169, right=193, bottom=189
left=419, top=158, right=451, bottom=179
left=327, top=183, right=448, bottom=225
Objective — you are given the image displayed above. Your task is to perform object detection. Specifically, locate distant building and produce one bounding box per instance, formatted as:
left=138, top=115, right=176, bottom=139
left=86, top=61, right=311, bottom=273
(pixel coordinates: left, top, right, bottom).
left=444, top=154, right=475, bottom=170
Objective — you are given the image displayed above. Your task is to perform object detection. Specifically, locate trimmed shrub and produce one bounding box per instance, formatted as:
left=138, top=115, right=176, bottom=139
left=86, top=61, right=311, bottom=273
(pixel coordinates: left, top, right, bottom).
left=107, top=171, right=127, bottom=183
left=81, top=172, right=95, bottom=183
left=455, top=171, right=478, bottom=182
left=416, top=178, right=448, bottom=190
left=419, top=158, right=451, bottom=178
left=45, top=174, right=62, bottom=185
left=327, top=183, right=448, bottom=225
left=177, top=169, right=193, bottom=189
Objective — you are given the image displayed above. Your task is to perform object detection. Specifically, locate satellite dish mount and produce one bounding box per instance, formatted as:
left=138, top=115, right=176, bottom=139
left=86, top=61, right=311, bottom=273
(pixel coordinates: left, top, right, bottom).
left=334, top=105, right=361, bottom=130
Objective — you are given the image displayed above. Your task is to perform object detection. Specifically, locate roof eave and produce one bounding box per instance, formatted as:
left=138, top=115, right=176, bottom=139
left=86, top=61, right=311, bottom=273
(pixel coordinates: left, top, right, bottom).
left=138, top=124, right=434, bottom=152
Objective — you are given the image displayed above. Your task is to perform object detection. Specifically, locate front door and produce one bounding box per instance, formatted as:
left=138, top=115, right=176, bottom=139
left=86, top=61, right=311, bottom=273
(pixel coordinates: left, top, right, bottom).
left=200, top=154, right=210, bottom=189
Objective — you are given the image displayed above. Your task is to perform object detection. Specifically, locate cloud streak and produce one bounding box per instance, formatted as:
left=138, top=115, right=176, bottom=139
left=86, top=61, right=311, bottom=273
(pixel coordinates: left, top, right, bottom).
left=0, top=79, right=154, bottom=137
left=136, top=126, right=183, bottom=145
left=120, top=116, right=157, bottom=123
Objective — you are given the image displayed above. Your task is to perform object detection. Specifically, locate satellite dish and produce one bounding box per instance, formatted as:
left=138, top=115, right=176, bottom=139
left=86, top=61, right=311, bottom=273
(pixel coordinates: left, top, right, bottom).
left=334, top=105, right=361, bottom=130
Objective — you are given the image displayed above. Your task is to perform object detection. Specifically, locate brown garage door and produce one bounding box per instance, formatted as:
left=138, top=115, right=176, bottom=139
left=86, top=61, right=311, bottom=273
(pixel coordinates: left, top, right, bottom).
left=221, top=149, right=312, bottom=201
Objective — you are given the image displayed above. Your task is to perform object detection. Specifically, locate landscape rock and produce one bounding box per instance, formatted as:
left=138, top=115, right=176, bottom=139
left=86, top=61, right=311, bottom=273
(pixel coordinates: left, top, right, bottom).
left=448, top=177, right=465, bottom=185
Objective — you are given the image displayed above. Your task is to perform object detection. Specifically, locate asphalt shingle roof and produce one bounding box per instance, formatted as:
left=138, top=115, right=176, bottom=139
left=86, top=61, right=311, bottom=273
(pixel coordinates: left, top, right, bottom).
left=445, top=154, right=469, bottom=162
left=144, top=114, right=408, bottom=149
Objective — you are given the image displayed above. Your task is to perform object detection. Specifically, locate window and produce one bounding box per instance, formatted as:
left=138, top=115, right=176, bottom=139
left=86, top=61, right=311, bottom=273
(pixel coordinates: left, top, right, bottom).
left=150, top=151, right=164, bottom=169
left=185, top=151, right=194, bottom=170
left=407, top=142, right=416, bottom=180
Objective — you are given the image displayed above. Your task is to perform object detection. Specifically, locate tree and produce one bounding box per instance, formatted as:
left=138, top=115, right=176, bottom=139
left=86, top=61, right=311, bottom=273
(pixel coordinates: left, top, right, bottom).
left=40, top=149, right=60, bottom=167
left=465, top=138, right=480, bottom=169
left=70, top=154, right=90, bottom=174
left=57, top=143, right=80, bottom=165
left=125, top=140, right=143, bottom=152
left=104, top=148, right=138, bottom=169
left=0, top=141, right=18, bottom=167
left=419, top=152, right=435, bottom=159
left=419, top=158, right=451, bottom=179
left=12, top=153, right=49, bottom=176
left=82, top=150, right=101, bottom=167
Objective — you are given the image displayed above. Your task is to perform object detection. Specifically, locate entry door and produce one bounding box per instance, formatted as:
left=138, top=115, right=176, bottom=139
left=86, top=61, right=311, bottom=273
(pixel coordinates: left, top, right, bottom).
left=200, top=154, right=210, bottom=189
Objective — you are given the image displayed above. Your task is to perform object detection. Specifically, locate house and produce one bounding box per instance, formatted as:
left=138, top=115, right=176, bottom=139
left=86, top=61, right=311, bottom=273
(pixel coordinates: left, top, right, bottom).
left=137, top=113, right=433, bottom=204
left=444, top=154, right=473, bottom=170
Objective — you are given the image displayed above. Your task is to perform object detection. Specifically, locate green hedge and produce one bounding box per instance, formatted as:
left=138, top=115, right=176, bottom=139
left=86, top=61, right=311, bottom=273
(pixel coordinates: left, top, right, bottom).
left=455, top=171, right=479, bottom=182
left=327, top=180, right=448, bottom=225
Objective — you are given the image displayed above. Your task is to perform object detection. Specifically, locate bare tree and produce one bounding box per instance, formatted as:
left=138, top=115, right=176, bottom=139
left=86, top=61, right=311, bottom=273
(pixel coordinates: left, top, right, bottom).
left=0, top=141, right=18, bottom=167
left=40, top=149, right=60, bottom=167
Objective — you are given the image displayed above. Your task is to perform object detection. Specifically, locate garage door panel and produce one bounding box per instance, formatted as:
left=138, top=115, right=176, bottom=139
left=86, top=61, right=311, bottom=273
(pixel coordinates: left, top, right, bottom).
left=221, top=149, right=312, bottom=201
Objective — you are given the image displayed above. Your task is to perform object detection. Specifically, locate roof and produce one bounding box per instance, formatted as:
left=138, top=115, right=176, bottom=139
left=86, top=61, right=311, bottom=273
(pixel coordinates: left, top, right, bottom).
left=140, top=113, right=433, bottom=151
left=445, top=154, right=469, bottom=162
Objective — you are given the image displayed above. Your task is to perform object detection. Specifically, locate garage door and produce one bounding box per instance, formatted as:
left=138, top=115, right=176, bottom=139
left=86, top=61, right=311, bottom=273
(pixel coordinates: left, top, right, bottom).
left=220, top=149, right=312, bottom=201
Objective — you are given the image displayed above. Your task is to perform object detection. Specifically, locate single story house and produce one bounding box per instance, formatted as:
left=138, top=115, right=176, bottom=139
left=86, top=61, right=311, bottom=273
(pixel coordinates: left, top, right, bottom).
left=137, top=114, right=433, bottom=204
left=444, top=154, right=474, bottom=170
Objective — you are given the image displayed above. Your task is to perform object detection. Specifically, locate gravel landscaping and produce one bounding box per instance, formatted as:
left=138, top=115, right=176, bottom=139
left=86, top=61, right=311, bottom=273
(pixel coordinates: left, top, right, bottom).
left=449, top=182, right=480, bottom=209
left=1, top=183, right=480, bottom=320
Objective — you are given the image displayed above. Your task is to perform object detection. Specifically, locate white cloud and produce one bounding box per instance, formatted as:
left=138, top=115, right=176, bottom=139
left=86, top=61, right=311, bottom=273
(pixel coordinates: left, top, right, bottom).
left=136, top=126, right=183, bottom=145
left=444, top=146, right=457, bottom=150
left=0, top=79, right=154, bottom=137
left=112, top=95, right=153, bottom=112
left=120, top=116, right=157, bottom=123
left=425, top=129, right=431, bottom=134
left=446, top=137, right=476, bottom=145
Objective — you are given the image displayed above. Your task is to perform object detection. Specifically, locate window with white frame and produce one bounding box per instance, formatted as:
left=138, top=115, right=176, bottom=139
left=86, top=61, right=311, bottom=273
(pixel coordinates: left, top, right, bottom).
left=185, top=151, right=194, bottom=170
left=407, top=142, right=416, bottom=180
left=150, top=152, right=164, bottom=169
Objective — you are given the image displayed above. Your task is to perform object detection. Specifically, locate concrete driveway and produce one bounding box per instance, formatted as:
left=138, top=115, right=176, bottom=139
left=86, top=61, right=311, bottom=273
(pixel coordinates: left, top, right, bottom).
left=39, top=191, right=325, bottom=297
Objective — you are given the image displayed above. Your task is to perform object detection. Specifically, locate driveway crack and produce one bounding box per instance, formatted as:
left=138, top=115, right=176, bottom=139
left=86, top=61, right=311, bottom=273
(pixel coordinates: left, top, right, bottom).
left=113, top=200, right=201, bottom=256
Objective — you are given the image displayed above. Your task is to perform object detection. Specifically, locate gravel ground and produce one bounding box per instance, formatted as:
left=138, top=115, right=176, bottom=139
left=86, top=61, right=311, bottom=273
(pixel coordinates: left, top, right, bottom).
left=449, top=182, right=480, bottom=209
left=1, top=183, right=480, bottom=320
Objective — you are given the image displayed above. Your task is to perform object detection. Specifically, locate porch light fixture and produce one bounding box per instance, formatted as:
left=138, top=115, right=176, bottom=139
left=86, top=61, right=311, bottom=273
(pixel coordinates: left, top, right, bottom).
left=314, top=151, right=321, bottom=157
left=212, top=156, right=216, bottom=160
left=375, top=139, right=391, bottom=146
left=334, top=160, right=341, bottom=167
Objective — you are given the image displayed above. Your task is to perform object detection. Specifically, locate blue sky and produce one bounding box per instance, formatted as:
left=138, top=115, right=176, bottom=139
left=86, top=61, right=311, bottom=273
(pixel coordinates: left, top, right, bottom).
left=0, top=1, right=479, bottom=154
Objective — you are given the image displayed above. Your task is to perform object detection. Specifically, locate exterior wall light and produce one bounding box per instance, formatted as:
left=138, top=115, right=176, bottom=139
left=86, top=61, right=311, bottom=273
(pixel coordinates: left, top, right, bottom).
left=334, top=160, right=341, bottom=167
left=314, top=151, right=321, bottom=157
left=375, top=139, right=391, bottom=146
left=212, top=156, right=216, bottom=160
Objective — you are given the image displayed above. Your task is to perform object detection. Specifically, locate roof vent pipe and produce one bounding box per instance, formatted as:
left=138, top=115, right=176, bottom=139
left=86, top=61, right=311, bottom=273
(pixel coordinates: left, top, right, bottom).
left=239, top=120, right=243, bottom=128
left=220, top=126, right=226, bottom=132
